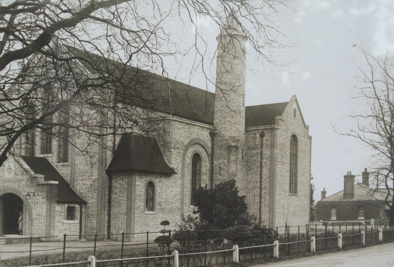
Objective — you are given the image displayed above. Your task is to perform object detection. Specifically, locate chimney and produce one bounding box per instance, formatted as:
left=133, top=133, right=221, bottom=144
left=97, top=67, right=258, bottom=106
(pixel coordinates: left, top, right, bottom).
left=362, top=168, right=369, bottom=187
left=343, top=171, right=355, bottom=199
left=321, top=188, right=327, bottom=200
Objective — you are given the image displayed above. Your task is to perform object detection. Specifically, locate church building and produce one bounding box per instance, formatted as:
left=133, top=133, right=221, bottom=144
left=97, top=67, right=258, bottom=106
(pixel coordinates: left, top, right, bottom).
left=0, top=15, right=312, bottom=239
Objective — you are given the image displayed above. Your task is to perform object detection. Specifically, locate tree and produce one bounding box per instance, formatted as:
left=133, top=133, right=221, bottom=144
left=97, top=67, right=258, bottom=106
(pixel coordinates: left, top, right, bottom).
left=0, top=0, right=289, bottom=167
left=338, top=50, right=394, bottom=226
left=193, top=179, right=251, bottom=229
left=310, top=178, right=315, bottom=222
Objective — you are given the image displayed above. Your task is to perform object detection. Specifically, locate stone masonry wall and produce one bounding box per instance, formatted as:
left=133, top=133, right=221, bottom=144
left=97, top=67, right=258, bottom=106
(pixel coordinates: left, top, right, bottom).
left=274, top=97, right=311, bottom=227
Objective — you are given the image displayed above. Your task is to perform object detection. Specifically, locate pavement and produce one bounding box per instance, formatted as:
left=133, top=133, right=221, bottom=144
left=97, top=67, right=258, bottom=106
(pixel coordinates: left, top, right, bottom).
left=253, top=243, right=394, bottom=267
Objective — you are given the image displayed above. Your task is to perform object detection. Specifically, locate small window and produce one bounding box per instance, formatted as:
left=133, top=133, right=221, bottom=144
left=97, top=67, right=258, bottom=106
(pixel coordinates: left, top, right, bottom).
left=331, top=208, right=337, bottom=220
left=146, top=182, right=155, bottom=212
left=358, top=208, right=365, bottom=220
left=66, top=206, right=76, bottom=220
left=294, top=108, right=297, bottom=118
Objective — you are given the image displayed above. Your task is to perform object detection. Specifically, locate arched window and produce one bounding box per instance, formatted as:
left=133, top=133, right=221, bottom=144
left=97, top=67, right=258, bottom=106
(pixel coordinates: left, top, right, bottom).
left=146, top=182, right=155, bottom=212
left=191, top=153, right=202, bottom=205
left=57, top=107, right=69, bottom=163
left=289, top=135, right=298, bottom=194
left=41, top=86, right=52, bottom=154
left=25, top=104, right=35, bottom=156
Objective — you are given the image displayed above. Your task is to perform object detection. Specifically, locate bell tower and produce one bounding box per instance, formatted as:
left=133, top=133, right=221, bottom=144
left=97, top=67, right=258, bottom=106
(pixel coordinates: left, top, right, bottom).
left=213, top=12, right=247, bottom=184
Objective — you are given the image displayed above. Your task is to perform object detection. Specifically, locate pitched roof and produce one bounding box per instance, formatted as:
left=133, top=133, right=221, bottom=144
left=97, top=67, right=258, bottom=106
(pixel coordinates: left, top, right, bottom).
left=21, top=156, right=87, bottom=204
left=107, top=133, right=176, bottom=175
left=67, top=47, right=290, bottom=128
left=320, top=183, right=386, bottom=202
left=67, top=47, right=215, bottom=125
left=245, top=102, right=288, bottom=127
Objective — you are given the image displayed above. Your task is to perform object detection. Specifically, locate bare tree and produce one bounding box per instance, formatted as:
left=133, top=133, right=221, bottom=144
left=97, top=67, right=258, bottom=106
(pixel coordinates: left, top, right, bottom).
left=337, top=50, right=394, bottom=226
left=0, top=0, right=289, bottom=167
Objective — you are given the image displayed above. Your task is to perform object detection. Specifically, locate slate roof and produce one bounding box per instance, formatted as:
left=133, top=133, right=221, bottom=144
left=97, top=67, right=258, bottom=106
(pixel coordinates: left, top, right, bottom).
left=107, top=133, right=176, bottom=175
left=67, top=47, right=287, bottom=127
left=320, top=183, right=387, bottom=202
left=67, top=47, right=214, bottom=125
left=245, top=102, right=288, bottom=127
left=21, top=156, right=87, bottom=204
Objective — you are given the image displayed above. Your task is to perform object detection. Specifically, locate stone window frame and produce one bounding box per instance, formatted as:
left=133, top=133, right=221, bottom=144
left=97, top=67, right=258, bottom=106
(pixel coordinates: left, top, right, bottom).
left=331, top=207, right=337, bottom=221
left=145, top=181, right=156, bottom=214
left=289, top=134, right=298, bottom=194
left=191, top=152, right=202, bottom=206
left=358, top=207, right=365, bottom=220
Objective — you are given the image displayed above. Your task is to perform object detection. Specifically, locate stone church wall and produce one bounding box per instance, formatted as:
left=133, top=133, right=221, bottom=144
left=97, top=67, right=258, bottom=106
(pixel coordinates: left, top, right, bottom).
left=274, top=99, right=311, bottom=227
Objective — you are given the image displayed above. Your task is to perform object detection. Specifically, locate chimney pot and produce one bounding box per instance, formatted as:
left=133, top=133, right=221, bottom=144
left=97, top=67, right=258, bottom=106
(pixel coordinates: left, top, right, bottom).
left=321, top=188, right=327, bottom=200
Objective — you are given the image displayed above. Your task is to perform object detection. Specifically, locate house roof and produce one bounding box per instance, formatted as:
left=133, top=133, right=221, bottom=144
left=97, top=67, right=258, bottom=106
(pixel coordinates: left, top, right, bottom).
left=245, top=102, right=288, bottom=127
left=107, top=133, right=176, bottom=175
left=67, top=47, right=288, bottom=127
left=320, top=183, right=387, bottom=202
left=21, top=156, right=87, bottom=204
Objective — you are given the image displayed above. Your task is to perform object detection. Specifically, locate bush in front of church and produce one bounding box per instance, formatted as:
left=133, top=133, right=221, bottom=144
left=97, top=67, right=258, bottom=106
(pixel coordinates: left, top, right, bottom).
left=193, top=179, right=251, bottom=229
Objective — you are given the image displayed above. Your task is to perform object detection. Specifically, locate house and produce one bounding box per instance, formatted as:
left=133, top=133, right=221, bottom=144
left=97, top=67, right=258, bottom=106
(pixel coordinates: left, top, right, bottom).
left=316, top=169, right=389, bottom=222
left=0, top=14, right=312, bottom=239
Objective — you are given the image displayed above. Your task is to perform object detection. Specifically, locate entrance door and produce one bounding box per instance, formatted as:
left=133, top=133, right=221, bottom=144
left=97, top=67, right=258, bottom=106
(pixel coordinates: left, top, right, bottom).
left=1, top=193, right=23, bottom=234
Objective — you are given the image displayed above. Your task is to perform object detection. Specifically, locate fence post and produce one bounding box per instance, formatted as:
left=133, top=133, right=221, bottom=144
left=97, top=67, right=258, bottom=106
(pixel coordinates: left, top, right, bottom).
left=371, top=219, right=374, bottom=229
left=63, top=234, right=67, bottom=263
left=29, top=236, right=33, bottom=265
left=94, top=234, right=97, bottom=256
left=233, top=245, right=239, bottom=263
left=88, top=255, right=96, bottom=267
left=121, top=232, right=125, bottom=259
left=361, top=231, right=365, bottom=245
left=338, top=233, right=342, bottom=249
left=310, top=236, right=316, bottom=253
left=273, top=240, right=279, bottom=258
left=172, top=250, right=179, bottom=267
left=379, top=228, right=383, bottom=242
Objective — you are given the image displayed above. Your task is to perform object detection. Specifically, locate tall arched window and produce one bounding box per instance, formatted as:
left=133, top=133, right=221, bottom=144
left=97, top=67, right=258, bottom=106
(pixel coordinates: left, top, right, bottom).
left=41, top=86, right=52, bottom=154
left=289, top=135, right=298, bottom=194
left=146, top=182, right=155, bottom=212
left=191, top=153, right=202, bottom=205
left=57, top=107, right=69, bottom=163
left=25, top=104, right=35, bottom=156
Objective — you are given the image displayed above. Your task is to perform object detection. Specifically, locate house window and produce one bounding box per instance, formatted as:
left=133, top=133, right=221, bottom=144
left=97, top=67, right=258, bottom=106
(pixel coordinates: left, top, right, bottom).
left=41, top=87, right=52, bottom=154
left=58, top=108, right=69, bottom=163
left=66, top=206, right=76, bottom=220
left=25, top=104, right=35, bottom=156
left=191, top=153, right=202, bottom=205
left=331, top=208, right=337, bottom=220
left=358, top=208, right=365, bottom=220
left=289, top=135, right=298, bottom=194
left=146, top=182, right=155, bottom=212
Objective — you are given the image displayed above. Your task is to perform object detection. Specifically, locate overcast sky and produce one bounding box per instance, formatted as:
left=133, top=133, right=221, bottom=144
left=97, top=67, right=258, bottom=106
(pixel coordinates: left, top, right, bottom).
left=162, top=0, right=394, bottom=202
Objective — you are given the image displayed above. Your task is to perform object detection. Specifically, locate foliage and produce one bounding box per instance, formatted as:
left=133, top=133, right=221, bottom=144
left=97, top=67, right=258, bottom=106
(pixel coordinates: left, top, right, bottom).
left=336, top=49, right=394, bottom=226
left=310, top=180, right=315, bottom=221
left=0, top=0, right=290, bottom=167
left=193, top=179, right=251, bottom=229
